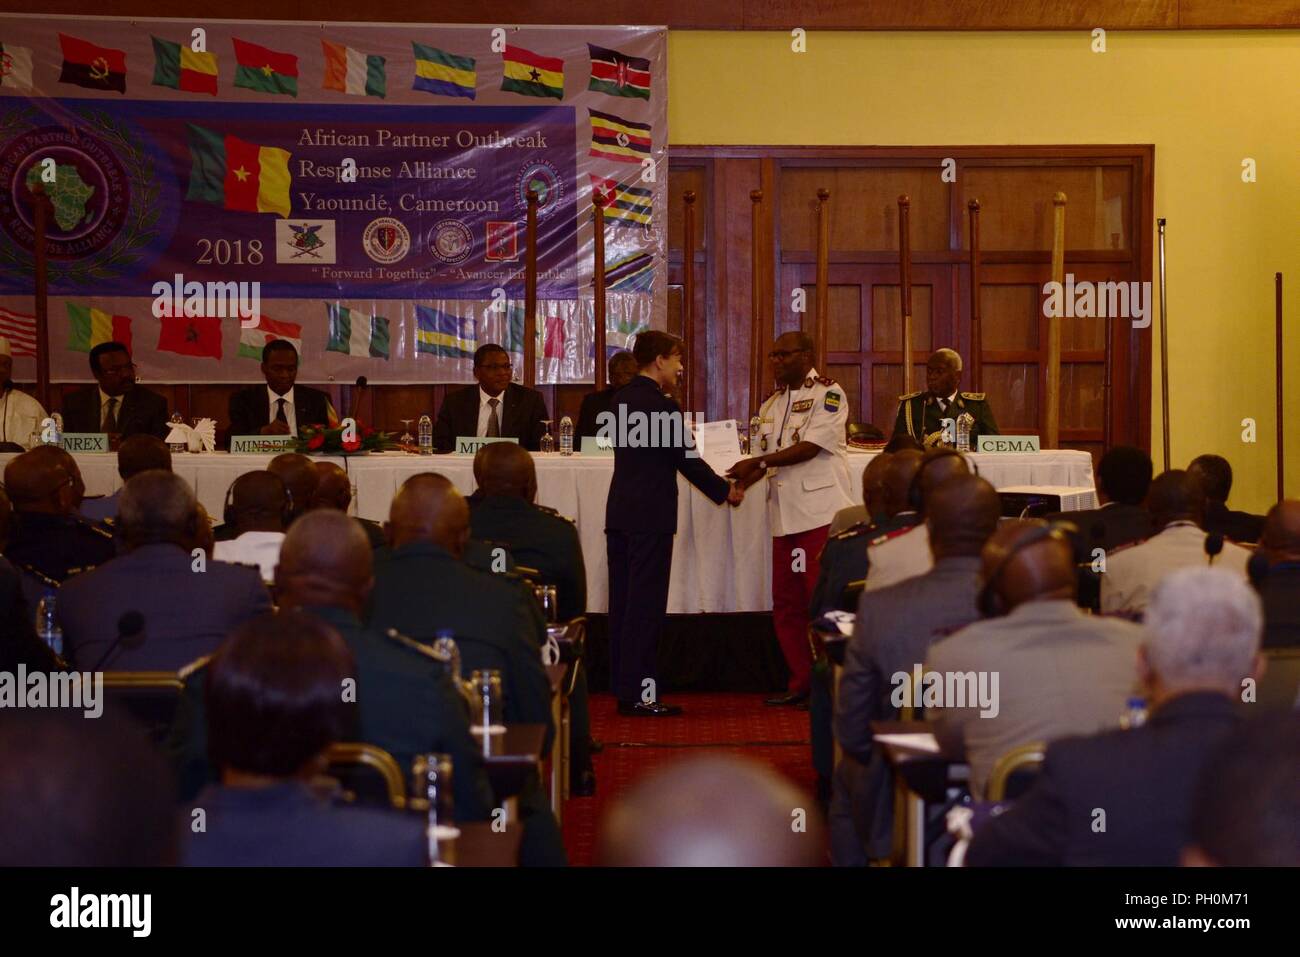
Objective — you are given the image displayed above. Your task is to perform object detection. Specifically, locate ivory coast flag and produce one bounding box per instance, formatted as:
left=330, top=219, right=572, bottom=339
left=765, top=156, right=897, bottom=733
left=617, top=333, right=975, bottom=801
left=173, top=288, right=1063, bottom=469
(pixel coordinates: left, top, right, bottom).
left=66, top=303, right=132, bottom=353
left=238, top=314, right=301, bottom=360
left=501, top=45, right=563, bottom=99
left=186, top=124, right=291, bottom=217
left=151, top=36, right=218, bottom=95
left=321, top=40, right=385, bottom=98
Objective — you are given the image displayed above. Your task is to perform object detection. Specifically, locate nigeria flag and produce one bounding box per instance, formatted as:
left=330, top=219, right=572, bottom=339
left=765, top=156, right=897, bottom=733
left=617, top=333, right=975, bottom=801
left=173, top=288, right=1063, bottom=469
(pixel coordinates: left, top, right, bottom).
left=326, top=303, right=389, bottom=359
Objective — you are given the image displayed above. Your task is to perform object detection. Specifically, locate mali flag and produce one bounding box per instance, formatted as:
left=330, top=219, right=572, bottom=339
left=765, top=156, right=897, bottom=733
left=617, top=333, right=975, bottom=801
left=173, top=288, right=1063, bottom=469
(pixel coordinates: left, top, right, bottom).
left=187, top=124, right=291, bottom=218
left=66, top=303, right=131, bottom=353
left=325, top=303, right=390, bottom=359
left=588, top=109, right=652, bottom=164
left=321, top=40, right=385, bottom=98
left=587, top=44, right=650, bottom=100
left=415, top=306, right=475, bottom=359
left=57, top=33, right=126, bottom=93
left=151, top=37, right=218, bottom=95
left=231, top=37, right=297, bottom=96
left=501, top=45, right=563, bottom=100
left=412, top=43, right=475, bottom=99
left=157, top=316, right=223, bottom=359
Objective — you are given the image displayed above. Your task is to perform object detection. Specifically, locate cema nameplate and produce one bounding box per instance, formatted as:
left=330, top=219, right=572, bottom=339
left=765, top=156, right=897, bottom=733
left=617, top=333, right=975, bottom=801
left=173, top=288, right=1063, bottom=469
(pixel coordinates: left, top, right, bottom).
left=976, top=435, right=1041, bottom=453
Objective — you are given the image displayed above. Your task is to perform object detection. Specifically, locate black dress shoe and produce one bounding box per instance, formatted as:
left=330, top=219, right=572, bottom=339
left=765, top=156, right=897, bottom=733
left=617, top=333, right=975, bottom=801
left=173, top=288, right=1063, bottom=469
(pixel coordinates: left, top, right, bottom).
left=617, top=700, right=683, bottom=717
left=764, top=691, right=810, bottom=707
left=570, top=769, right=597, bottom=797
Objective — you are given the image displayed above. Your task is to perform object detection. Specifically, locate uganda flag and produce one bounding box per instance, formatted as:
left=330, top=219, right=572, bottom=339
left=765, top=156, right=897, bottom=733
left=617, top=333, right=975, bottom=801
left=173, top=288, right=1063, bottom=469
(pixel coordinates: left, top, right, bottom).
left=501, top=45, right=563, bottom=100
left=325, top=303, right=390, bottom=359
left=231, top=37, right=298, bottom=96
left=415, top=306, right=475, bottom=359
left=590, top=174, right=652, bottom=228
left=587, top=44, right=650, bottom=100
left=412, top=43, right=475, bottom=99
left=321, top=40, right=385, bottom=98
left=186, top=124, right=292, bottom=218
left=66, top=303, right=131, bottom=353
left=57, top=33, right=126, bottom=94
left=589, top=109, right=651, bottom=164
left=151, top=36, right=218, bottom=95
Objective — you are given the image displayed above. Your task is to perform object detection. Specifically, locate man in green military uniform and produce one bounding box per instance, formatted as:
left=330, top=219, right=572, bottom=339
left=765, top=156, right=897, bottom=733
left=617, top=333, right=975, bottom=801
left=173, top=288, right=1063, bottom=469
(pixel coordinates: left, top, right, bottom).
left=891, top=348, right=999, bottom=448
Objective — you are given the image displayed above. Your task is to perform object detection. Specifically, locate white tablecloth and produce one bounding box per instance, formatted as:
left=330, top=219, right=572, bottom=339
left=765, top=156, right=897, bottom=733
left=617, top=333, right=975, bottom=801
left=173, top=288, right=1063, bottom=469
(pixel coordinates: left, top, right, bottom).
left=4, top=448, right=1094, bottom=613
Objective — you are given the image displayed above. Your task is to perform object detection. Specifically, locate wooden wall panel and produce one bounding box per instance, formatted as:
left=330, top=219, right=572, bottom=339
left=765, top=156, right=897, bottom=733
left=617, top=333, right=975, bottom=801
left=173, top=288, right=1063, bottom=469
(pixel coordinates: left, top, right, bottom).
left=1061, top=363, right=1106, bottom=431
left=668, top=167, right=710, bottom=255
left=961, top=166, right=1131, bottom=251
left=872, top=285, right=934, bottom=352
left=827, top=362, right=862, bottom=425
left=983, top=363, right=1039, bottom=431
left=781, top=168, right=950, bottom=252
left=871, top=364, right=928, bottom=433
left=981, top=284, right=1041, bottom=351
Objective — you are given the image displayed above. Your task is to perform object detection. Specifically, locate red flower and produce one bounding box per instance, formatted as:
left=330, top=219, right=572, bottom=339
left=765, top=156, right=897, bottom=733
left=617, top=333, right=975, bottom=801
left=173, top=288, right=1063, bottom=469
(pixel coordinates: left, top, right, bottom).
left=363, top=426, right=375, bottom=437
left=306, top=433, right=325, bottom=451
left=341, top=436, right=362, bottom=452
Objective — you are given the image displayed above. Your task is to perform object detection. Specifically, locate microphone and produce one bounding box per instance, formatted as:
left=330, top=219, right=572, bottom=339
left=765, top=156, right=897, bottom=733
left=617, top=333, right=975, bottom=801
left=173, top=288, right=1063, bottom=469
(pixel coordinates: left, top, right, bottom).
left=348, top=375, right=368, bottom=421
left=1204, top=532, right=1224, bottom=565
left=93, top=611, right=146, bottom=671
left=1247, top=551, right=1270, bottom=587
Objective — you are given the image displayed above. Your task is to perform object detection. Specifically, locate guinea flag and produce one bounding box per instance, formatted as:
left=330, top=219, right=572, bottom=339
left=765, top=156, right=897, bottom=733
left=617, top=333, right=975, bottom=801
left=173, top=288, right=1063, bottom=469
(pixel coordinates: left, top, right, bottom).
left=66, top=303, right=132, bottom=353
left=57, top=33, right=126, bottom=93
left=186, top=124, right=291, bottom=218
left=321, top=39, right=385, bottom=98
left=231, top=37, right=297, bottom=96
left=157, top=315, right=223, bottom=359
left=501, top=45, right=563, bottom=100
left=151, top=36, right=218, bottom=95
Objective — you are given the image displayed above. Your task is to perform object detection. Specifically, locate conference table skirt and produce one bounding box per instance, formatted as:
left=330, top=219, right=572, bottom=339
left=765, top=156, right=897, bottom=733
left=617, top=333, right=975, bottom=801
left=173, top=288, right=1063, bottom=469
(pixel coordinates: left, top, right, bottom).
left=3, top=449, right=1095, bottom=614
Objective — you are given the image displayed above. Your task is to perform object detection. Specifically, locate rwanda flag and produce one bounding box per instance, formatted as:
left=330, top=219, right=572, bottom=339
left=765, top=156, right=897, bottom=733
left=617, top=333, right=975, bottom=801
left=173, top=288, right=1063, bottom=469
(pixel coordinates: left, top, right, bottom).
left=326, top=303, right=390, bottom=359
left=186, top=124, right=292, bottom=218
left=501, top=45, right=563, bottom=99
left=151, top=36, right=218, bottom=95
left=415, top=306, right=475, bottom=359
left=412, top=43, right=475, bottom=99
left=232, top=37, right=298, bottom=96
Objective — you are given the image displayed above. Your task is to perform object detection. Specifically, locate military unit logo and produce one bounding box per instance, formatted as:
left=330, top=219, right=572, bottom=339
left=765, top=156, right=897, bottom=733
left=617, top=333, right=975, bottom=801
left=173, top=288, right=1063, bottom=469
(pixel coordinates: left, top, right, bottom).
left=485, top=221, right=520, bottom=262
left=274, top=219, right=336, bottom=264
left=428, top=218, right=473, bottom=265
left=515, top=158, right=564, bottom=219
left=361, top=216, right=410, bottom=264
left=824, top=391, right=842, bottom=412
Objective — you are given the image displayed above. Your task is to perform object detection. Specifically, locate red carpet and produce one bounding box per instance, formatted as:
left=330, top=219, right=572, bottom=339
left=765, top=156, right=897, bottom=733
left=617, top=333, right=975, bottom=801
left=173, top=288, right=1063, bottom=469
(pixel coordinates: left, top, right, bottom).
left=560, top=692, right=818, bottom=866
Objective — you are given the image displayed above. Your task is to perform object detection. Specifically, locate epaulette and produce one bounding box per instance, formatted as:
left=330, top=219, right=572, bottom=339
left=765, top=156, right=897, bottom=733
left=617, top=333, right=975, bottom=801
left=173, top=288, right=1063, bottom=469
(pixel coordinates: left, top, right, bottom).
left=868, top=524, right=918, bottom=548
left=814, top=375, right=836, bottom=387
left=960, top=392, right=986, bottom=401
left=897, top=391, right=922, bottom=402
left=76, top=517, right=114, bottom=540
left=767, top=382, right=787, bottom=398
left=15, top=562, right=61, bottom=588
left=178, top=655, right=211, bottom=681
left=830, top=521, right=874, bottom=541
left=536, top=504, right=576, bottom=525
left=385, top=627, right=451, bottom=663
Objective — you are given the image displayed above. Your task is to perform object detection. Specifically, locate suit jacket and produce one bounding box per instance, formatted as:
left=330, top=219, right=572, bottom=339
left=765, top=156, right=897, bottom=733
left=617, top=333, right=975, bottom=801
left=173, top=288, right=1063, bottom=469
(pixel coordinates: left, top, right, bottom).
left=1257, top=562, right=1300, bottom=648
left=966, top=693, right=1241, bottom=866
left=1046, top=501, right=1153, bottom=554
left=576, top=386, right=617, bottom=451
left=468, top=494, right=587, bottom=621
left=60, top=385, right=169, bottom=439
left=605, top=375, right=730, bottom=534
left=227, top=384, right=332, bottom=439
left=432, top=381, right=548, bottom=452
left=1203, top=500, right=1265, bottom=544
left=58, top=543, right=272, bottom=671
left=6, top=511, right=118, bottom=612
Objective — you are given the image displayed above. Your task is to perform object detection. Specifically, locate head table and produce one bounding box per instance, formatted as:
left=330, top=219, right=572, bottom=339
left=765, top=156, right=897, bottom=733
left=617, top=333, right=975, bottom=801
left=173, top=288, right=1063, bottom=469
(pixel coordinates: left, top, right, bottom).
left=0, top=448, right=1095, bottom=614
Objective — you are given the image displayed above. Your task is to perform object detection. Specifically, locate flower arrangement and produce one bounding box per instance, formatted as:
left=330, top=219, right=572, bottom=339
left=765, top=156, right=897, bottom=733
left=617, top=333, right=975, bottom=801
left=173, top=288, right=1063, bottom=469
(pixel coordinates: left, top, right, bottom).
left=295, top=422, right=396, bottom=455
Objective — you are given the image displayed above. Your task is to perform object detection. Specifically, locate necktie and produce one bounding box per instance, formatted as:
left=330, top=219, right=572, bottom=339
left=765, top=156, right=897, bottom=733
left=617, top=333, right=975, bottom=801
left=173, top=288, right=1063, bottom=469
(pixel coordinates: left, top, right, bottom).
left=275, top=398, right=288, bottom=424
left=102, top=397, right=118, bottom=432
left=486, top=398, right=501, bottom=437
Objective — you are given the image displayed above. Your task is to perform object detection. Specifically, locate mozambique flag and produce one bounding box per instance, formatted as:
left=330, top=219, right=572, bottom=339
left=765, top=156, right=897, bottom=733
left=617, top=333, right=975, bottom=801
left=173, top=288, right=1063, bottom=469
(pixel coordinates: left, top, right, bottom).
left=238, top=314, right=302, bottom=360
left=0, top=43, right=34, bottom=91
left=587, top=44, right=650, bottom=100
left=325, top=303, right=390, bottom=359
left=321, top=40, right=385, bottom=98
left=157, top=315, right=223, bottom=359
left=590, top=174, right=652, bottom=228
left=187, top=124, right=291, bottom=218
left=231, top=37, right=298, bottom=96
left=412, top=43, right=475, bottom=99
left=589, top=109, right=651, bottom=164
left=57, top=34, right=126, bottom=93
left=501, top=45, right=563, bottom=100
left=151, top=36, right=218, bottom=95
left=604, top=252, right=654, bottom=292
left=66, top=303, right=131, bottom=353
left=415, top=306, right=475, bottom=359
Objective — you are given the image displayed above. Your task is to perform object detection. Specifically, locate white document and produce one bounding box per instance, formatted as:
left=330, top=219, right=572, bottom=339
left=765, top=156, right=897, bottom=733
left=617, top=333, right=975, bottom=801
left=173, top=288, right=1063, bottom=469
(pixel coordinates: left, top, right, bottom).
left=874, top=732, right=941, bottom=754
left=692, top=419, right=743, bottom=476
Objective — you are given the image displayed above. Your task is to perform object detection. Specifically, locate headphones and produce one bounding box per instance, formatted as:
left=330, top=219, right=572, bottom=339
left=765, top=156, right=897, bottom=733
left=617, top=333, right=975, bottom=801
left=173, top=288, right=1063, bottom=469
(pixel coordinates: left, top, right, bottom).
left=977, top=520, right=1077, bottom=618
left=907, top=449, right=980, bottom=512
left=223, top=474, right=293, bottom=528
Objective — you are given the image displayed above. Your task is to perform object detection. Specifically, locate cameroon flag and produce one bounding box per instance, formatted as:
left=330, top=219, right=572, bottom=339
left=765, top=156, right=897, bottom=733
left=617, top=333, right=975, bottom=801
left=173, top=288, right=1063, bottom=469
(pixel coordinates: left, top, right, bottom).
left=231, top=37, right=297, bottom=96
left=501, top=45, right=563, bottom=99
left=66, top=303, right=132, bottom=353
left=186, top=124, right=291, bottom=218
left=57, top=33, right=126, bottom=93
left=151, top=36, right=218, bottom=95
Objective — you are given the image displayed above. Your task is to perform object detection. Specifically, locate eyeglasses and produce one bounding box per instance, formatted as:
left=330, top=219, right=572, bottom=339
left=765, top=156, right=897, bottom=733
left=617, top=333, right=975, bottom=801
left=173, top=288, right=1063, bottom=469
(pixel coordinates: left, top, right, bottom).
left=768, top=349, right=809, bottom=361
left=478, top=362, right=512, bottom=372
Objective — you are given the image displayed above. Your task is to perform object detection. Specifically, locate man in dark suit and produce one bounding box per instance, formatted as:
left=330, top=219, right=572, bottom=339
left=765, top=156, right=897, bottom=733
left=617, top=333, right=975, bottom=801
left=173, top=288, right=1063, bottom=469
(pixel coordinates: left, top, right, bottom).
left=59, top=470, right=271, bottom=671
left=967, top=565, right=1262, bottom=867
left=227, top=340, right=334, bottom=440
left=432, top=343, right=549, bottom=452
left=60, top=341, right=169, bottom=439
left=80, top=434, right=172, bottom=526
left=1189, top=453, right=1265, bottom=544
left=606, top=331, right=740, bottom=717
left=1047, top=444, right=1153, bottom=552
left=311, top=460, right=386, bottom=547
left=576, top=349, right=637, bottom=451
left=0, top=487, right=60, bottom=674
left=1251, top=499, right=1300, bottom=648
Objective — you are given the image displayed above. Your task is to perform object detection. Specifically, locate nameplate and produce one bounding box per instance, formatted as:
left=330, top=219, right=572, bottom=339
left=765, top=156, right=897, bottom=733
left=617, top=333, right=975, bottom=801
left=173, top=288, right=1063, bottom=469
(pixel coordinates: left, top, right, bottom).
left=231, top=435, right=298, bottom=454
left=455, top=435, right=519, bottom=455
left=582, top=437, right=615, bottom=457
left=977, top=434, right=1041, bottom=453
left=60, top=433, right=109, bottom=453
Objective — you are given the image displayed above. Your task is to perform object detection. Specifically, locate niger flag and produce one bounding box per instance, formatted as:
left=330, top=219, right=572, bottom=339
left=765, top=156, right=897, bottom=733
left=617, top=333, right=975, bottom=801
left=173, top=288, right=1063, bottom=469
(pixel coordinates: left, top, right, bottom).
left=57, top=33, right=126, bottom=93
left=186, top=124, right=291, bottom=217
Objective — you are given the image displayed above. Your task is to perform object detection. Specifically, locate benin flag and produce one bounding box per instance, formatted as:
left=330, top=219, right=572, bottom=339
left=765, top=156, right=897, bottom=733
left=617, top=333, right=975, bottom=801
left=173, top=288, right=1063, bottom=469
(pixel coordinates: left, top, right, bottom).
left=66, top=303, right=131, bottom=353
left=157, top=315, right=223, bottom=359
left=151, top=36, right=218, bottom=95
left=238, top=314, right=302, bottom=360
left=321, top=40, right=385, bottom=98
left=325, top=303, right=390, bottom=359
left=187, top=124, right=291, bottom=217
left=57, top=33, right=126, bottom=93
left=231, top=37, right=297, bottom=96
left=501, top=45, right=563, bottom=99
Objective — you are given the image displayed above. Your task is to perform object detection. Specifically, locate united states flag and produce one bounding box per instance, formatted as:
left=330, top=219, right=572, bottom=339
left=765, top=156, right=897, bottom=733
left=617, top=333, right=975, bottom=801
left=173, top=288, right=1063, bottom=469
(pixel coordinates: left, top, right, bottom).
left=0, top=305, right=38, bottom=357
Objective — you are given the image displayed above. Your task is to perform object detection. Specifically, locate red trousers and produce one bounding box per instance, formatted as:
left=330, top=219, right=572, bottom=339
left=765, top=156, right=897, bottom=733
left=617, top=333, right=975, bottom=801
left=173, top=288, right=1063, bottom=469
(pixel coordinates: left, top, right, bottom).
left=771, top=524, right=829, bottom=694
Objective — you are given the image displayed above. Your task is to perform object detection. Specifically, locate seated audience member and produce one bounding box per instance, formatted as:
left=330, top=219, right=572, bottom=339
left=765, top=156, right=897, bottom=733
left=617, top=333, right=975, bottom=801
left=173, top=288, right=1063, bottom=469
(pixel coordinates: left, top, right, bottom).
left=968, top=567, right=1262, bottom=866
left=831, top=474, right=1000, bottom=865
left=59, top=470, right=271, bottom=671
left=817, top=453, right=894, bottom=600
left=576, top=349, right=637, bottom=451
left=183, top=612, right=425, bottom=866
left=310, top=461, right=385, bottom=548
left=600, top=755, right=825, bottom=867
left=213, top=471, right=290, bottom=583
left=1184, top=714, right=1300, bottom=867
left=227, top=340, right=334, bottom=439
left=1253, top=500, right=1300, bottom=648
left=1102, top=469, right=1251, bottom=616
left=0, top=709, right=178, bottom=866
left=928, top=519, right=1143, bottom=796
left=0, top=336, right=48, bottom=450
left=432, top=343, right=549, bottom=452
left=1189, top=453, right=1265, bottom=544
left=865, top=448, right=965, bottom=592
left=80, top=434, right=172, bottom=525
left=266, top=452, right=319, bottom=525
left=1046, top=444, right=1154, bottom=551
left=0, top=487, right=60, bottom=673
left=60, top=340, right=169, bottom=439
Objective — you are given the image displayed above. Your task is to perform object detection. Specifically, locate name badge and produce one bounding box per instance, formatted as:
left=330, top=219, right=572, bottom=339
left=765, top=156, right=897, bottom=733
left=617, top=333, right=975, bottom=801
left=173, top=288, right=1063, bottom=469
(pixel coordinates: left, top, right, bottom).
left=791, top=399, right=814, bottom=413
left=976, top=434, right=1041, bottom=453
left=455, top=435, right=519, bottom=454
left=60, top=433, right=109, bottom=453
left=231, top=435, right=298, bottom=454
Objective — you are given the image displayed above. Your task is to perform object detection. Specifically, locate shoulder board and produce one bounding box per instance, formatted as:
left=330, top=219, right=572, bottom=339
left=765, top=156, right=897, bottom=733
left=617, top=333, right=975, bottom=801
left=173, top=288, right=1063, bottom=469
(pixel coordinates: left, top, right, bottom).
left=100, top=516, right=117, bottom=529
left=178, top=655, right=211, bottom=681
left=766, top=383, right=787, bottom=399
left=14, top=562, right=61, bottom=588
left=830, top=521, right=873, bottom=541
left=814, top=375, right=836, bottom=387
left=868, top=524, right=917, bottom=548
left=535, top=504, right=576, bottom=525
left=897, top=391, right=922, bottom=402
left=960, top=392, right=986, bottom=401
left=385, top=627, right=450, bottom=663
left=76, top=518, right=114, bottom=540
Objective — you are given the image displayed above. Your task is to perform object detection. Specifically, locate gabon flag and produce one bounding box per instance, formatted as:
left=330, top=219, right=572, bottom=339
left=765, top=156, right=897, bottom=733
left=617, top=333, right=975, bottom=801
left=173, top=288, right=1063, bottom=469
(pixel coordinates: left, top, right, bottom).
left=186, top=123, right=291, bottom=218
left=151, top=36, right=218, bottom=95
left=57, top=33, right=126, bottom=93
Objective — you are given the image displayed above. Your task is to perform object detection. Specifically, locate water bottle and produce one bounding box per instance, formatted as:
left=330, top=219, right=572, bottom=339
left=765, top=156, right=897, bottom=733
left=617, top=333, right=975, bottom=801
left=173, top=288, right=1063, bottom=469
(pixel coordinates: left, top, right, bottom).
left=36, top=589, right=62, bottom=656
left=1119, top=696, right=1147, bottom=730
left=417, top=414, right=433, bottom=455
left=749, top=415, right=762, bottom=454
left=558, top=415, right=574, bottom=456
left=167, top=412, right=188, bottom=454
left=956, top=412, right=973, bottom=453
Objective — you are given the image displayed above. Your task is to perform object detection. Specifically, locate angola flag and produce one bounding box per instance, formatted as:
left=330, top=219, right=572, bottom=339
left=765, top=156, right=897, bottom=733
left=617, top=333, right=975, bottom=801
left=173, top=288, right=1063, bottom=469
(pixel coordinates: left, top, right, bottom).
left=238, top=314, right=302, bottom=360
left=587, top=44, right=650, bottom=100
left=590, top=175, right=652, bottom=228
left=412, top=43, right=475, bottom=99
left=588, top=109, right=652, bottom=164
left=231, top=37, right=298, bottom=96
left=0, top=43, right=34, bottom=91
left=66, top=303, right=131, bottom=353
left=57, top=33, right=126, bottom=93
left=501, top=45, right=563, bottom=100
left=415, top=306, right=475, bottom=359
left=157, top=315, right=223, bottom=359
left=151, top=36, right=218, bottom=95
left=186, top=124, right=291, bottom=218
left=321, top=40, right=385, bottom=98
left=325, top=303, right=390, bottom=359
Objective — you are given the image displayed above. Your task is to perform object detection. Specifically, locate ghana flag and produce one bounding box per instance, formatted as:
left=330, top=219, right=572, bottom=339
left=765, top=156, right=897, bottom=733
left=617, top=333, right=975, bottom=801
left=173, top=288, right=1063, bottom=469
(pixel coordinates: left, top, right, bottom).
left=231, top=37, right=298, bottom=96
left=587, top=44, right=650, bottom=100
left=588, top=109, right=651, bottom=164
left=57, top=33, right=126, bottom=93
left=412, top=43, right=475, bottom=99
left=66, top=303, right=132, bottom=353
left=186, top=124, right=291, bottom=218
left=501, top=45, right=563, bottom=100
left=151, top=36, right=218, bottom=95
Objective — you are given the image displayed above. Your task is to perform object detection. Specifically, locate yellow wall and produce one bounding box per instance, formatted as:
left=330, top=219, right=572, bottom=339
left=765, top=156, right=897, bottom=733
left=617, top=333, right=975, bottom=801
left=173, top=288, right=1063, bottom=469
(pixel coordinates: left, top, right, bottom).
left=668, top=30, right=1300, bottom=513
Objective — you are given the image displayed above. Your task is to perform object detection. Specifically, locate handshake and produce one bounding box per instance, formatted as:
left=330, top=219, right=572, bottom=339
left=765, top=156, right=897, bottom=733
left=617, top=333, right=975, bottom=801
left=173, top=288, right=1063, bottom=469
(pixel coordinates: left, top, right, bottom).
left=724, top=456, right=769, bottom=507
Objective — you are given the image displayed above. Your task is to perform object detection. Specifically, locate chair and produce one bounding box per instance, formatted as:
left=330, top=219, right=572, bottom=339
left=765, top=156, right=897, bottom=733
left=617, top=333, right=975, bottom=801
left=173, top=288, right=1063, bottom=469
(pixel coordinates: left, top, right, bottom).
left=325, top=742, right=406, bottom=810
left=547, top=615, right=587, bottom=815
left=986, top=742, right=1046, bottom=801
left=1257, top=648, right=1300, bottom=712
left=101, top=672, right=184, bottom=745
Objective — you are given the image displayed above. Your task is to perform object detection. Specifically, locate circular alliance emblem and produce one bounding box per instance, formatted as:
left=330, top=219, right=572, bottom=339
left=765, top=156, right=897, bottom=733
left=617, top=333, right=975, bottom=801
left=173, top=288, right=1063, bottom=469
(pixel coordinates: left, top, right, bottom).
left=362, top=217, right=410, bottom=264
left=428, top=218, right=473, bottom=265
left=516, top=159, right=563, bottom=218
